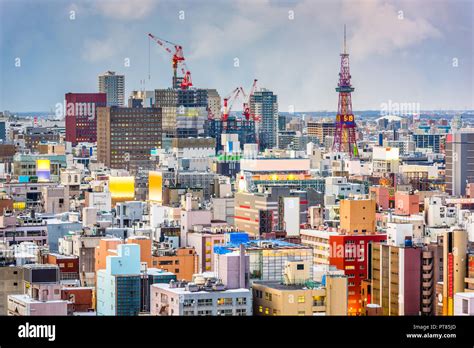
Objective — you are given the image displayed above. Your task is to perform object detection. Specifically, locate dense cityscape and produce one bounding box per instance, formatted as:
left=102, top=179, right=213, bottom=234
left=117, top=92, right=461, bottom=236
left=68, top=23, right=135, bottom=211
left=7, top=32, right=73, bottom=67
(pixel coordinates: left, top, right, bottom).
left=0, top=0, right=473, bottom=330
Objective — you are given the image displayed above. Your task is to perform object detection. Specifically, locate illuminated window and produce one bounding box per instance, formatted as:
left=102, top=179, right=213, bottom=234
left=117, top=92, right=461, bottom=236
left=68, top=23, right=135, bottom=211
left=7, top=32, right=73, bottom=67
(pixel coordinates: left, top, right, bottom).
left=259, top=306, right=263, bottom=313
left=298, top=296, right=305, bottom=303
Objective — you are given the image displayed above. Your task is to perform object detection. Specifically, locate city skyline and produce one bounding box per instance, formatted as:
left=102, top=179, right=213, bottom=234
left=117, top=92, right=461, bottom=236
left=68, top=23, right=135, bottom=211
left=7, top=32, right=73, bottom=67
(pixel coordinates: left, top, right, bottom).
left=0, top=0, right=473, bottom=113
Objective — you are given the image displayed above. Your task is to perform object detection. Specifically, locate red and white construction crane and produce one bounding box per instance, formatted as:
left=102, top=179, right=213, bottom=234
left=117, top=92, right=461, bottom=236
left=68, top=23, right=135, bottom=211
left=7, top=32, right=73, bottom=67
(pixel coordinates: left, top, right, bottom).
left=147, top=33, right=192, bottom=89
left=240, top=79, right=258, bottom=121
left=222, top=87, right=242, bottom=122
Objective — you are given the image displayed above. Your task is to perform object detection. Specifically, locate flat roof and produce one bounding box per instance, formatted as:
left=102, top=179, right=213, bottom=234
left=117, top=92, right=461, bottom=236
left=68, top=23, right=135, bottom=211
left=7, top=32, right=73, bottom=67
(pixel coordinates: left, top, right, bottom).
left=9, top=294, right=68, bottom=304
left=220, top=239, right=310, bottom=251
left=151, top=283, right=250, bottom=295
left=46, top=253, right=78, bottom=259
left=252, top=280, right=324, bottom=291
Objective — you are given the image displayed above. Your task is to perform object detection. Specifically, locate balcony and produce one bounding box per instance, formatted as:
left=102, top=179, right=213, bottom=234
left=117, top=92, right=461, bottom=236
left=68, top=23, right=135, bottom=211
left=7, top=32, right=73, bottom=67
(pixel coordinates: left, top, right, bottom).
left=422, top=298, right=432, bottom=305
left=422, top=305, right=432, bottom=313
left=422, top=290, right=432, bottom=297
left=422, top=273, right=432, bottom=280
left=423, top=264, right=433, bottom=271
left=422, top=278, right=433, bottom=286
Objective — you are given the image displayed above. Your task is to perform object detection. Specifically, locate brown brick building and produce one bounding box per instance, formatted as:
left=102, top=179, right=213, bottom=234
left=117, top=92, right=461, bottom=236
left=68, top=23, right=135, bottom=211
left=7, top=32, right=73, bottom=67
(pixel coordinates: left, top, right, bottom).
left=97, top=106, right=162, bottom=173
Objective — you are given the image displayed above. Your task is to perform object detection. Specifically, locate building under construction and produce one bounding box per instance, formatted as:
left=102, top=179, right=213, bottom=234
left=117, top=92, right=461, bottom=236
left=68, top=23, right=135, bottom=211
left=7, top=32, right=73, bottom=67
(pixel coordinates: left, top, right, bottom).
left=206, top=116, right=256, bottom=152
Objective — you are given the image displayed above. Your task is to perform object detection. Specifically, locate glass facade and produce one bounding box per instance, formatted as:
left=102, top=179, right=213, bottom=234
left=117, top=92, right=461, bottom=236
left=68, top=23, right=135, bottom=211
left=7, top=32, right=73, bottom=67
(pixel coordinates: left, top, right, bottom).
left=116, top=276, right=140, bottom=316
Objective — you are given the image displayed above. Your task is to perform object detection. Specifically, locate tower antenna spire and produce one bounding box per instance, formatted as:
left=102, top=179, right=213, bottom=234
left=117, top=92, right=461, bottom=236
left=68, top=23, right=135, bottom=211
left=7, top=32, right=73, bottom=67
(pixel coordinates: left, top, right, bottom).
left=333, top=25, right=358, bottom=158
left=344, top=24, right=347, bottom=54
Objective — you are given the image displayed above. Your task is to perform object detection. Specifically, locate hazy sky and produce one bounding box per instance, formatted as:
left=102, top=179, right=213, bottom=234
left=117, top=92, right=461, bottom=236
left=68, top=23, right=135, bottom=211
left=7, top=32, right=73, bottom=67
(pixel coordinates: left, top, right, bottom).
left=0, top=0, right=473, bottom=112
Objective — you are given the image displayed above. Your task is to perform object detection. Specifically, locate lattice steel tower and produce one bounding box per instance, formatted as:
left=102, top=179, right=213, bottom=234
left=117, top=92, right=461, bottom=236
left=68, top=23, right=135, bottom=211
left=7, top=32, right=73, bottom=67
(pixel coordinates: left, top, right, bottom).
left=333, top=25, right=358, bottom=157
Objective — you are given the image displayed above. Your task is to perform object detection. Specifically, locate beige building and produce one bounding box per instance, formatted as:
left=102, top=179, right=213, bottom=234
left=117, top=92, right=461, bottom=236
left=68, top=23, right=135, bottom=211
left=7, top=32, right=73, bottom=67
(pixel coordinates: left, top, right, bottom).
left=37, top=143, right=66, bottom=155
left=0, top=266, right=24, bottom=315
left=300, top=229, right=338, bottom=265
left=252, top=261, right=347, bottom=315
left=307, top=122, right=335, bottom=143
left=41, top=186, right=69, bottom=214
left=339, top=198, right=376, bottom=234
left=206, top=89, right=221, bottom=120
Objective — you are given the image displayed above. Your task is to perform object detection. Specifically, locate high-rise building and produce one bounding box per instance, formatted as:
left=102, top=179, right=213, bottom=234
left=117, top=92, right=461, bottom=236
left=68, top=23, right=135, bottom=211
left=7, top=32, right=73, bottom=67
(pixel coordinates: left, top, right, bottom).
left=206, top=89, right=221, bottom=119
left=371, top=243, right=421, bottom=316
left=155, top=88, right=208, bottom=148
left=98, top=71, right=125, bottom=107
left=329, top=232, right=386, bottom=315
left=412, top=133, right=443, bottom=153
left=442, top=228, right=468, bottom=315
left=421, top=242, right=443, bottom=316
left=96, top=106, right=162, bottom=173
left=307, top=122, right=336, bottom=144
left=445, top=132, right=474, bottom=195
left=96, top=243, right=141, bottom=316
left=65, top=92, right=106, bottom=145
left=250, top=88, right=278, bottom=150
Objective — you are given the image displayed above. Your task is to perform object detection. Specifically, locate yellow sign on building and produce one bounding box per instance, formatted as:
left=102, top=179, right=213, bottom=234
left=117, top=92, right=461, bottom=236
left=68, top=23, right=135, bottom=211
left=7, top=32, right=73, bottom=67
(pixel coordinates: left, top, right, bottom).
left=148, top=171, right=162, bottom=203
left=109, top=176, right=135, bottom=200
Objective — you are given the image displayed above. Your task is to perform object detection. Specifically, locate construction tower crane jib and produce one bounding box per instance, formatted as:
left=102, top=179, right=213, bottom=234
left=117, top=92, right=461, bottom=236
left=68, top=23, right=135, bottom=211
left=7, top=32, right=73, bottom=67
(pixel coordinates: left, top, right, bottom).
left=148, top=33, right=191, bottom=89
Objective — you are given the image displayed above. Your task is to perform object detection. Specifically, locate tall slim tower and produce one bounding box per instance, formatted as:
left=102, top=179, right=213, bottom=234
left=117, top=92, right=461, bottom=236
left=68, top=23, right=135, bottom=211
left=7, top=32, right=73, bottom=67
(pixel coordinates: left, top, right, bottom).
left=333, top=25, right=358, bottom=157
left=98, top=71, right=125, bottom=107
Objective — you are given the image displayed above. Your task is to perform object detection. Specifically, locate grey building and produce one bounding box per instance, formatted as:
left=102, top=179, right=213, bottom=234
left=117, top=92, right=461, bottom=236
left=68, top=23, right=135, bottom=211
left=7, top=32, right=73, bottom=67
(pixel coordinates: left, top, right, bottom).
left=46, top=220, right=82, bottom=253
left=446, top=131, right=474, bottom=195
left=155, top=88, right=209, bottom=149
left=250, top=89, right=278, bottom=150
left=98, top=71, right=125, bottom=107
left=412, top=133, right=443, bottom=153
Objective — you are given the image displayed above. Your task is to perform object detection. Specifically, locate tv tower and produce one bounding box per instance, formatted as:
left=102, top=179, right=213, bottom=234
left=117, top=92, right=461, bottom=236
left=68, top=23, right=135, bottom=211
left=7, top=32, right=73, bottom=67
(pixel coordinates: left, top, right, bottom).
left=333, top=25, right=358, bottom=157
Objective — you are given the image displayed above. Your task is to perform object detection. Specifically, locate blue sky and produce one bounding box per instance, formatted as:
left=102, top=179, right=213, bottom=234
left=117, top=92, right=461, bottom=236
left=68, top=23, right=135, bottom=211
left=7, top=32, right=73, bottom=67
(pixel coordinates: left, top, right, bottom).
left=0, top=0, right=472, bottom=112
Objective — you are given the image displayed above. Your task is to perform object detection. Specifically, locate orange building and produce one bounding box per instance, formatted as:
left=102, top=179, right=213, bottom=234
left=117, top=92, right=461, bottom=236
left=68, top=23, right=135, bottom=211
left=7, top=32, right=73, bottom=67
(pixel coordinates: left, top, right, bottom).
left=339, top=199, right=376, bottom=234
left=395, top=191, right=419, bottom=216
left=94, top=236, right=198, bottom=281
left=151, top=248, right=198, bottom=281
left=95, top=238, right=123, bottom=273
left=127, top=236, right=152, bottom=267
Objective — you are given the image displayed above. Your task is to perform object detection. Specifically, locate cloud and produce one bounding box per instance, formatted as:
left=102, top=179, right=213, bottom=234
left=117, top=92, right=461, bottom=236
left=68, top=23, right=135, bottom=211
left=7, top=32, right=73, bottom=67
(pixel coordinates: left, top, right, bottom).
left=94, top=0, right=158, bottom=20
left=81, top=37, right=119, bottom=62
left=341, top=1, right=442, bottom=59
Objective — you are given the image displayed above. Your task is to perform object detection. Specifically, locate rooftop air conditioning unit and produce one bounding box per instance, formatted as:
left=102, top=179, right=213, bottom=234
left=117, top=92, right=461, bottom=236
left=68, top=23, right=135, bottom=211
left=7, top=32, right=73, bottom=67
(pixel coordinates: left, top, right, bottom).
left=186, top=282, right=199, bottom=292
left=212, top=281, right=225, bottom=291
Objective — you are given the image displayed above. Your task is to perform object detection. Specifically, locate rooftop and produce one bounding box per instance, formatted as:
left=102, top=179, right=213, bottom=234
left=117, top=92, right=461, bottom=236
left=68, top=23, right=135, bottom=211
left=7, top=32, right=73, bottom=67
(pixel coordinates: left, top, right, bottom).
left=253, top=280, right=324, bottom=291
left=9, top=294, right=68, bottom=304
left=151, top=283, right=250, bottom=295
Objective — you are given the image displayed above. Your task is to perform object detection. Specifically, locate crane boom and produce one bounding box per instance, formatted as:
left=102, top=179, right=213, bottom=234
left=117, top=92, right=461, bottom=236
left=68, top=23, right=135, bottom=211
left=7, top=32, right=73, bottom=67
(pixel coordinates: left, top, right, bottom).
left=222, top=87, right=241, bottom=122
left=148, top=33, right=191, bottom=89
left=242, top=79, right=258, bottom=121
